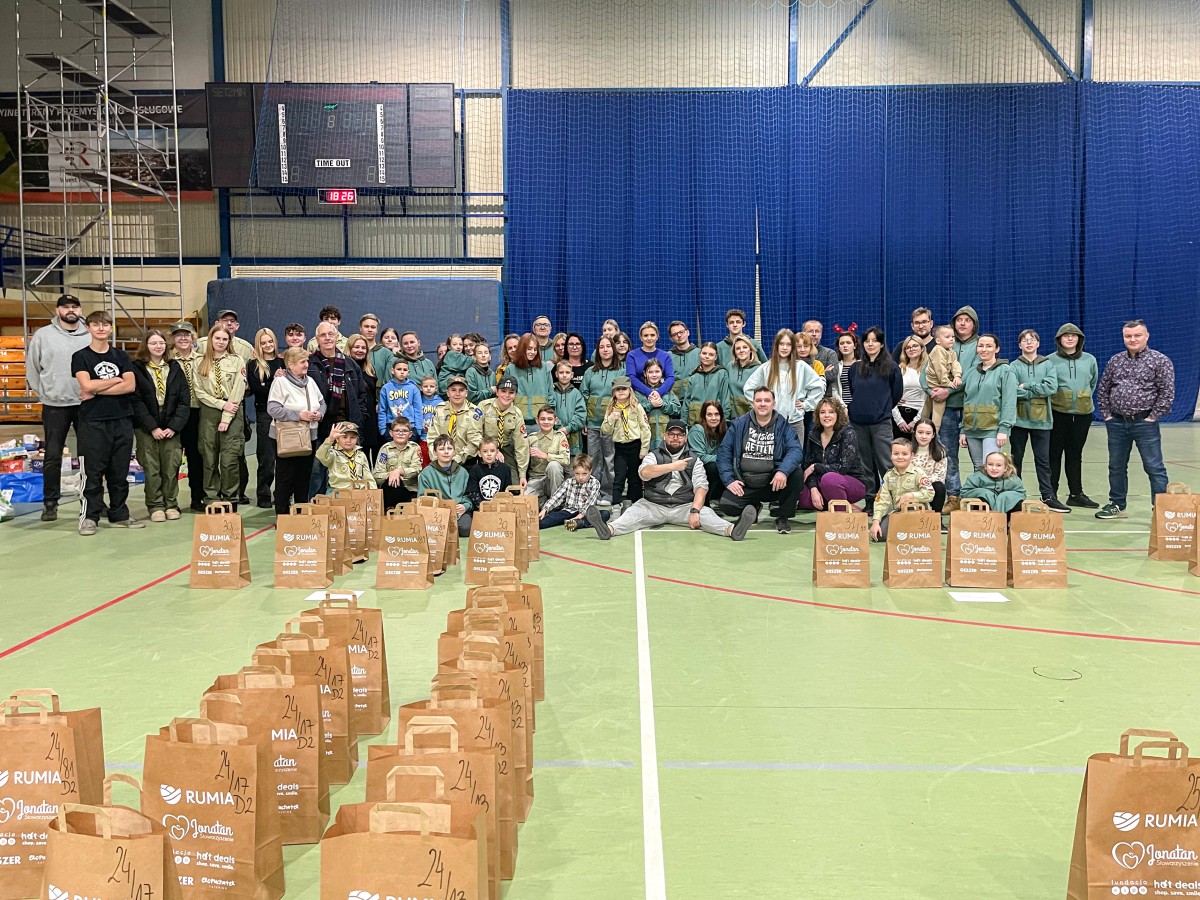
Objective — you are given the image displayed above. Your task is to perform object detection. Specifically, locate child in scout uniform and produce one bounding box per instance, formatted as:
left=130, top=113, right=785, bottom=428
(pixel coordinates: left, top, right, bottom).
left=525, top=405, right=572, bottom=506
left=479, top=374, right=531, bottom=485
left=467, top=437, right=513, bottom=510
left=601, top=375, right=651, bottom=511
left=373, top=416, right=423, bottom=509
left=961, top=451, right=1028, bottom=514
left=417, top=434, right=473, bottom=536
left=549, top=359, right=586, bottom=458
left=377, top=357, right=421, bottom=438
left=870, top=437, right=935, bottom=542
left=466, top=342, right=495, bottom=405
left=426, top=375, right=483, bottom=467
left=316, top=421, right=372, bottom=491
left=636, top=358, right=682, bottom=451
left=170, top=321, right=206, bottom=511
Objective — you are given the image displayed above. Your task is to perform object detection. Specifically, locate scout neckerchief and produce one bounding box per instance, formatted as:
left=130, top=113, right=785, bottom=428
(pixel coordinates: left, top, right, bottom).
left=615, top=401, right=633, bottom=440
left=148, top=359, right=168, bottom=404
left=213, top=353, right=229, bottom=399
left=339, top=449, right=365, bottom=481
left=177, top=353, right=196, bottom=397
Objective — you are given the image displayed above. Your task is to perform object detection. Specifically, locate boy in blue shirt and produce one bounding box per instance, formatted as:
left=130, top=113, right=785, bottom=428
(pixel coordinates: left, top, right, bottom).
left=377, top=357, right=420, bottom=438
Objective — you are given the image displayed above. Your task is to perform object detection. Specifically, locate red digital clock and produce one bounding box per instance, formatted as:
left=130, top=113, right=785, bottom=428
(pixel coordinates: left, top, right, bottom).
left=317, top=188, right=358, bottom=204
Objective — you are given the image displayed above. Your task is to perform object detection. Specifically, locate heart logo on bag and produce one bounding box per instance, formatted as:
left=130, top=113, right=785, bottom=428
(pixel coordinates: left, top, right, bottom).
left=1112, top=841, right=1147, bottom=870
left=0, top=798, right=15, bottom=823
left=160, top=784, right=182, bottom=805
left=162, top=814, right=191, bottom=841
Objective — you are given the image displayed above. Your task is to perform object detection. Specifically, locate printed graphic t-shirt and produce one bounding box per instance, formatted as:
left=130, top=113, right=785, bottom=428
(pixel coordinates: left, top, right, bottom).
left=72, top=345, right=134, bottom=422
left=741, top=417, right=776, bottom=489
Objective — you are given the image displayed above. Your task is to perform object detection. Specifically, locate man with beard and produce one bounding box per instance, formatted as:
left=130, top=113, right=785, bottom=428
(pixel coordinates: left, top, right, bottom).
left=26, top=295, right=90, bottom=521
left=588, top=419, right=755, bottom=540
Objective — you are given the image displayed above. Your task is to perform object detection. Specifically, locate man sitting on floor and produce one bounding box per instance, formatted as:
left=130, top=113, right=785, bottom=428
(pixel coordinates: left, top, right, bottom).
left=717, top=385, right=805, bottom=533
left=588, top=419, right=754, bottom=541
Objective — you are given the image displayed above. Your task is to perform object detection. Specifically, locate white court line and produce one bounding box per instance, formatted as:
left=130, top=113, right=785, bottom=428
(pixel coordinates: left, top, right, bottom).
left=634, top=530, right=667, bottom=900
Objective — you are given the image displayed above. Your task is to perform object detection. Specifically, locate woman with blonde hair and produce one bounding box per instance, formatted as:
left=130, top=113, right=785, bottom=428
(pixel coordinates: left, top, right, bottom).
left=245, top=327, right=284, bottom=507
left=268, top=347, right=327, bottom=514
left=194, top=324, right=248, bottom=507
left=726, top=335, right=759, bottom=419
left=743, top=328, right=825, bottom=442
left=344, top=332, right=381, bottom=461
left=893, top=335, right=929, bottom=439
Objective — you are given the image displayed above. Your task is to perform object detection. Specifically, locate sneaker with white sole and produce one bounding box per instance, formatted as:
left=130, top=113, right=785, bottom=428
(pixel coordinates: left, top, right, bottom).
left=78, top=519, right=97, bottom=536
left=110, top=517, right=147, bottom=529
left=149, top=510, right=167, bottom=523
left=1095, top=503, right=1126, bottom=520
left=164, top=508, right=181, bottom=520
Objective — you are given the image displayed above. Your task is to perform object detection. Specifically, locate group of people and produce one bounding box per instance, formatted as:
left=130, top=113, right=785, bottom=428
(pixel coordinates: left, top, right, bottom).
left=25, top=298, right=1175, bottom=541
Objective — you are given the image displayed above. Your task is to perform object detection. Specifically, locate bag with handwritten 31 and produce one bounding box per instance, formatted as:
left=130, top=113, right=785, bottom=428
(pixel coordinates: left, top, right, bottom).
left=1066, top=729, right=1200, bottom=899
left=141, top=717, right=284, bottom=900
left=40, top=774, right=183, bottom=900
left=0, top=691, right=105, bottom=900
left=189, top=502, right=251, bottom=590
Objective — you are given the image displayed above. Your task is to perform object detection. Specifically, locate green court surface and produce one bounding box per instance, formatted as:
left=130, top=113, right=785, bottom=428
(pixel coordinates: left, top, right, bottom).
left=3, top=424, right=1200, bottom=898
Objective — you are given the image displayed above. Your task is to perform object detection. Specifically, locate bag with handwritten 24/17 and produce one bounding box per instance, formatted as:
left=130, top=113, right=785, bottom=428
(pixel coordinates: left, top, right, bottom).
left=1066, top=729, right=1200, bottom=900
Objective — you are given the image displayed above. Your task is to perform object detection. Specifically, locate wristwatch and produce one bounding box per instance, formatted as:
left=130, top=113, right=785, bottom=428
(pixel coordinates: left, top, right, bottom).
left=689, top=507, right=701, bottom=514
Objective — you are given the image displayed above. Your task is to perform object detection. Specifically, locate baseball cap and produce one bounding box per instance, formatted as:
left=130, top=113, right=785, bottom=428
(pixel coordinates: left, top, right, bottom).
left=496, top=375, right=518, bottom=392
left=168, top=321, right=196, bottom=335
left=665, top=419, right=687, bottom=433
left=338, top=422, right=360, bottom=434
left=214, top=308, right=239, bottom=321
left=446, top=374, right=468, bottom=389
left=612, top=375, right=632, bottom=389
left=55, top=294, right=81, bottom=308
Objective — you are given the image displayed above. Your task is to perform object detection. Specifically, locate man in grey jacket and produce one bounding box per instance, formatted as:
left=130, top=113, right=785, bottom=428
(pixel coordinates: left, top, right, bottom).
left=26, top=295, right=90, bottom=521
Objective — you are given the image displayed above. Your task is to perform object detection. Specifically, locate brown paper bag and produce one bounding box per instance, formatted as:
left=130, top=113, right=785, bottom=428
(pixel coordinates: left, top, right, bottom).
left=486, top=492, right=533, bottom=572
left=456, top=589, right=540, bottom=717
left=189, top=502, right=251, bottom=589
left=1008, top=500, right=1068, bottom=588
left=301, top=594, right=391, bottom=737
left=366, top=721, right=502, bottom=895
left=319, top=801, right=488, bottom=900
left=141, top=718, right=284, bottom=899
left=274, top=504, right=333, bottom=588
left=310, top=494, right=352, bottom=575
left=944, top=499, right=1009, bottom=588
left=483, top=568, right=545, bottom=702
left=348, top=479, right=384, bottom=552
left=41, top=775, right=182, bottom=900
left=252, top=620, right=359, bottom=785
left=413, top=494, right=452, bottom=575
left=330, top=489, right=370, bottom=562
left=882, top=500, right=943, bottom=588
left=376, top=509, right=434, bottom=589
left=420, top=490, right=461, bottom=569
left=811, top=499, right=871, bottom=588
left=1149, top=483, right=1198, bottom=561
left=201, top=672, right=329, bottom=845
left=1066, top=728, right=1200, bottom=899
left=0, top=692, right=105, bottom=900
left=464, top=511, right=518, bottom=585
left=502, top=486, right=540, bottom=563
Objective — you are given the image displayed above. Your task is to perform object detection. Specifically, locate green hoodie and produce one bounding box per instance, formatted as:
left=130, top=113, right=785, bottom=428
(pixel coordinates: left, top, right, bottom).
left=416, top=461, right=473, bottom=511
left=508, top=364, right=553, bottom=426
left=549, top=383, right=587, bottom=455
left=668, top=345, right=700, bottom=399
left=1049, top=323, right=1098, bottom=415
left=683, top=365, right=731, bottom=425
left=961, top=471, right=1027, bottom=514
left=466, top=362, right=494, bottom=405
left=436, top=349, right=473, bottom=394
left=636, top=387, right=682, bottom=450
left=961, top=359, right=1018, bottom=438
left=1011, top=354, right=1058, bottom=429
left=947, top=305, right=979, bottom=409
left=581, top=365, right=625, bottom=429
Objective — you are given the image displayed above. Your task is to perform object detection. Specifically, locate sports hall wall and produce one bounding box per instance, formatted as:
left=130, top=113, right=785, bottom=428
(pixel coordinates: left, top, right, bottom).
left=213, top=1, right=1200, bottom=420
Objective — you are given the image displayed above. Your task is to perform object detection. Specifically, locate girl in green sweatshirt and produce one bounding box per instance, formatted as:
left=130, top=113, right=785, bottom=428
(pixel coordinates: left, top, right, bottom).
left=961, top=452, right=1027, bottom=514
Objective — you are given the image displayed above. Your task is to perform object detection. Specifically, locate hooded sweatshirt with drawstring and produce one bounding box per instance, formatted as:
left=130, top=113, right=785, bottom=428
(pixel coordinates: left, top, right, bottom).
left=1049, top=323, right=1098, bottom=416
left=946, top=305, right=979, bottom=409
left=26, top=317, right=90, bottom=407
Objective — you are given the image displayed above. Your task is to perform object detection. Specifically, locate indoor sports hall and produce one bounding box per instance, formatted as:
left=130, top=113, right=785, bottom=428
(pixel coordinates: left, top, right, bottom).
left=3, top=2, right=1200, bottom=899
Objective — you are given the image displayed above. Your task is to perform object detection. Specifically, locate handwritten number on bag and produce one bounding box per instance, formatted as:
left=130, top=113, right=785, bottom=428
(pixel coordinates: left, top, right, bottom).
left=419, top=848, right=446, bottom=888
left=45, top=732, right=77, bottom=795
left=1180, top=774, right=1200, bottom=813
left=109, top=847, right=154, bottom=900
left=214, top=749, right=255, bottom=813
left=475, top=715, right=495, bottom=745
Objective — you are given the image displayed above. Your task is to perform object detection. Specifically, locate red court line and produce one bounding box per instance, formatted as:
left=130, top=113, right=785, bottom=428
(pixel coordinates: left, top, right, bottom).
left=1168, top=461, right=1200, bottom=472
left=540, top=549, right=1200, bottom=647
left=1065, top=566, right=1200, bottom=597
left=0, top=523, right=276, bottom=660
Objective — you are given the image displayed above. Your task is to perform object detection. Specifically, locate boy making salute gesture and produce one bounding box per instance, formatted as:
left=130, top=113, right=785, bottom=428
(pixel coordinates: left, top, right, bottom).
left=72, top=310, right=143, bottom=534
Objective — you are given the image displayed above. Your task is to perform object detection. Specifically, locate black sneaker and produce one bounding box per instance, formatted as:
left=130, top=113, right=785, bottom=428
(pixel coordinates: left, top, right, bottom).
left=1095, top=502, right=1126, bottom=520
left=40, top=504, right=57, bottom=522
left=775, top=517, right=791, bottom=535
left=1043, top=497, right=1072, bottom=513
left=731, top=506, right=756, bottom=541
left=237, top=495, right=251, bottom=505
left=586, top=506, right=612, bottom=540
left=1067, top=493, right=1099, bottom=509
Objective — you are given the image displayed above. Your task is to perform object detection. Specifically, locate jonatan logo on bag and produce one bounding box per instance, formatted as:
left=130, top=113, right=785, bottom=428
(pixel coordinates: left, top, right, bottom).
left=0, top=797, right=57, bottom=822
left=1112, top=841, right=1199, bottom=870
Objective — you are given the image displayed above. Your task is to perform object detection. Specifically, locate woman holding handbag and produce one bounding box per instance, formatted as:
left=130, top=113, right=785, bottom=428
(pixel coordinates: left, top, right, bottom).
left=268, top=347, right=327, bottom=514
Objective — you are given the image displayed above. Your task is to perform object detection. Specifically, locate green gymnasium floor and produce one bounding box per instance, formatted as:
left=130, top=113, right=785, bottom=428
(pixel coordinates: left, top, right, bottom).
left=3, top=424, right=1200, bottom=898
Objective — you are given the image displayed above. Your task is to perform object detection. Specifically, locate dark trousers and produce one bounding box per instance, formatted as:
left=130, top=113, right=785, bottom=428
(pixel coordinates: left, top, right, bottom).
left=274, top=453, right=315, bottom=514
left=382, top=481, right=415, bottom=511
left=931, top=481, right=947, bottom=512
left=1010, top=426, right=1053, bottom=500
left=1050, top=412, right=1092, bottom=497
left=238, top=408, right=252, bottom=500
left=1106, top=418, right=1169, bottom=509
left=179, top=407, right=205, bottom=508
left=892, top=405, right=921, bottom=439
left=40, top=404, right=80, bottom=506
left=719, top=469, right=804, bottom=520
left=612, top=440, right=644, bottom=504
left=78, top=417, right=134, bottom=523
left=540, top=508, right=607, bottom=529
left=703, top=460, right=726, bottom=504
left=254, top=414, right=277, bottom=505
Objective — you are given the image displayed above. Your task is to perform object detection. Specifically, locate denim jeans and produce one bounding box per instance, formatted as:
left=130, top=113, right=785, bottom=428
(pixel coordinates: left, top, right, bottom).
left=965, top=434, right=1001, bottom=472
left=1106, top=419, right=1169, bottom=509
left=938, top=407, right=964, bottom=495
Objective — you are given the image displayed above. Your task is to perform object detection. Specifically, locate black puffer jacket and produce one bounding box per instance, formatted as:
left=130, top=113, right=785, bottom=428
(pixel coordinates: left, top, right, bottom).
left=802, top=424, right=871, bottom=493
left=131, top=358, right=191, bottom=433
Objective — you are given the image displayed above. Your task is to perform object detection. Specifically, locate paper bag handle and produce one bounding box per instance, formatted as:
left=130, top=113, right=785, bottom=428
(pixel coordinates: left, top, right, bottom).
left=58, top=803, right=113, bottom=839
left=386, top=765, right=446, bottom=802
left=1120, top=728, right=1181, bottom=756
left=1018, top=500, right=1049, bottom=513
left=8, top=689, right=62, bottom=712
left=251, top=649, right=293, bottom=674
left=897, top=499, right=931, bottom=512
left=825, top=500, right=857, bottom=513
left=166, top=717, right=219, bottom=744
left=291, top=503, right=320, bottom=515
left=0, top=698, right=53, bottom=723
left=487, top=566, right=520, bottom=585
left=466, top=589, right=508, bottom=610
left=385, top=507, right=404, bottom=518
left=455, top=650, right=505, bottom=673
left=430, top=682, right=480, bottom=709
left=369, top=803, right=431, bottom=836
left=1165, top=482, right=1192, bottom=494
left=199, top=692, right=244, bottom=722
left=419, top=490, right=445, bottom=502
left=461, top=634, right=502, bottom=654
left=204, top=501, right=235, bottom=514
left=404, top=716, right=460, bottom=753
left=310, top=493, right=333, bottom=506
left=1133, top=740, right=1189, bottom=766
left=319, top=592, right=359, bottom=608
left=285, top=614, right=325, bottom=637
left=960, top=498, right=991, bottom=511
left=103, top=773, right=142, bottom=807
left=351, top=479, right=375, bottom=490
left=237, top=666, right=288, bottom=687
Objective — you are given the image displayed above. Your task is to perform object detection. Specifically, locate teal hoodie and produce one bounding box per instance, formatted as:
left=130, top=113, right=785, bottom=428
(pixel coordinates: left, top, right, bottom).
left=1011, top=354, right=1058, bottom=430
left=687, top=424, right=723, bottom=464
left=961, top=471, right=1027, bottom=513
left=581, top=365, right=625, bottom=429
left=726, top=362, right=758, bottom=419
left=416, top=461, right=473, bottom=511
left=436, top=349, right=473, bottom=395
left=947, top=305, right=980, bottom=409
left=636, top=387, right=682, bottom=450
left=466, top=362, right=494, bottom=405
left=683, top=365, right=731, bottom=425
left=1050, top=323, right=1098, bottom=415
left=508, top=364, right=554, bottom=426
left=961, top=360, right=1018, bottom=438
left=549, top=383, right=587, bottom=455
left=668, top=345, right=700, bottom=399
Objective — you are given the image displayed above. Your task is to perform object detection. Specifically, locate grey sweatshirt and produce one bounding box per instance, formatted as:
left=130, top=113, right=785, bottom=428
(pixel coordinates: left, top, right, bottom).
left=26, top=317, right=91, bottom=407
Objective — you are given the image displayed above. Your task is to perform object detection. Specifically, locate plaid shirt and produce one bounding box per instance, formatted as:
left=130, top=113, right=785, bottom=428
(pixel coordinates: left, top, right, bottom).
left=542, top=475, right=601, bottom=515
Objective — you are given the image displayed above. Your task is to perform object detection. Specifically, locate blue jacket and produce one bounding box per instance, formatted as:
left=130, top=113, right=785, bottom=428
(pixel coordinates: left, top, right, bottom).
left=377, top=377, right=421, bottom=436
left=625, top=347, right=676, bottom=396
left=846, top=362, right=903, bottom=426
left=717, top=411, right=803, bottom=485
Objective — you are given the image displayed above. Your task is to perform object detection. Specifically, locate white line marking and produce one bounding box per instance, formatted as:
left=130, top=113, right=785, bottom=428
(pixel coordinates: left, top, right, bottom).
left=634, top=530, right=667, bottom=900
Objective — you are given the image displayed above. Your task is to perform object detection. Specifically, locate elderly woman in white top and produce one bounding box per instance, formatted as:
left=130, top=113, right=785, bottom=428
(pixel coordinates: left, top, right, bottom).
left=267, top=347, right=327, bottom=514
left=742, top=328, right=826, bottom=443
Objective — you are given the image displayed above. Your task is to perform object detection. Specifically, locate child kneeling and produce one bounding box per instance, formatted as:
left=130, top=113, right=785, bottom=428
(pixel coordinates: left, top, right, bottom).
left=373, top=416, right=423, bottom=509
left=871, top=437, right=935, bottom=542
left=417, top=434, right=473, bottom=536
left=961, top=451, right=1027, bottom=514
left=538, top=454, right=609, bottom=531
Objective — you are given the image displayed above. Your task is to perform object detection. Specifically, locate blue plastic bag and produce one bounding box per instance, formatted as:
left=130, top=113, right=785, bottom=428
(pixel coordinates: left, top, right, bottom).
left=0, top=472, right=43, bottom=503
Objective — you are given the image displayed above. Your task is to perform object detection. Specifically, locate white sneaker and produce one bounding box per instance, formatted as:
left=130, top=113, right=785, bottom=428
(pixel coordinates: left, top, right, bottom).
left=110, top=517, right=146, bottom=529
left=150, top=510, right=167, bottom=523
